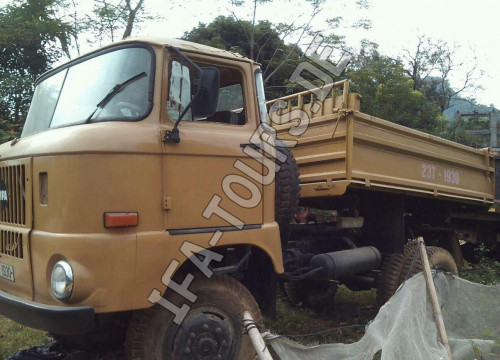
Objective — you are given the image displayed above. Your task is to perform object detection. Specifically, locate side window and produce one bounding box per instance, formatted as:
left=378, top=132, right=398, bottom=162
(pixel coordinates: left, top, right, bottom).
left=166, top=58, right=246, bottom=125
left=217, top=83, right=244, bottom=112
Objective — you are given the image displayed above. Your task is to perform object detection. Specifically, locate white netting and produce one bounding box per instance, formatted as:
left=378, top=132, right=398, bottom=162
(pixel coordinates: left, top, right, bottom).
left=266, top=272, right=500, bottom=360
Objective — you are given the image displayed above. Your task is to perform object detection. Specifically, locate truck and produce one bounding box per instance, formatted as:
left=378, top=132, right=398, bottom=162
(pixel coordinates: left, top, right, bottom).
left=0, top=37, right=498, bottom=360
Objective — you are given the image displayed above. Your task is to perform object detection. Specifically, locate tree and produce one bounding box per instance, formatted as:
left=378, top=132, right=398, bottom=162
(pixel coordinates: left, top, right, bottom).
left=224, top=0, right=333, bottom=85
left=86, top=0, right=125, bottom=44
left=230, top=0, right=273, bottom=61
left=183, top=16, right=304, bottom=99
left=348, top=42, right=444, bottom=134
left=402, top=36, right=482, bottom=113
left=83, top=0, right=152, bottom=47
left=122, top=0, right=145, bottom=39
left=0, top=0, right=73, bottom=138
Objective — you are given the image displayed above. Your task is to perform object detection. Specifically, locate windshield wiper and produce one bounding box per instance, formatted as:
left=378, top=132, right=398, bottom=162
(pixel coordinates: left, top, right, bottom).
left=84, top=71, right=147, bottom=124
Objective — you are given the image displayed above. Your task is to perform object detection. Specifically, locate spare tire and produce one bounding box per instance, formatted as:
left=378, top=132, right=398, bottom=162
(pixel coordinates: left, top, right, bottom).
left=275, top=146, right=300, bottom=242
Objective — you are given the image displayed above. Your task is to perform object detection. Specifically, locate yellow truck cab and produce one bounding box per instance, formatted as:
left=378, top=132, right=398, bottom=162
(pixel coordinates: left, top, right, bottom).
left=0, top=38, right=284, bottom=360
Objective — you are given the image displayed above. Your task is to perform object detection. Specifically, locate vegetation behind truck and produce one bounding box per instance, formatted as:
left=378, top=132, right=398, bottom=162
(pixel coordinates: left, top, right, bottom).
left=0, top=38, right=498, bottom=360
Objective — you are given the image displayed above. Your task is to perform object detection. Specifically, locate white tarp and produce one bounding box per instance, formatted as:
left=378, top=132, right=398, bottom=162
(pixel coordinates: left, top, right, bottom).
left=267, top=273, right=500, bottom=360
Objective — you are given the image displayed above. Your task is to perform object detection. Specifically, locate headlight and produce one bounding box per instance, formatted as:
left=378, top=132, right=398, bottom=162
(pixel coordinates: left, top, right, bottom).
left=50, top=260, right=74, bottom=301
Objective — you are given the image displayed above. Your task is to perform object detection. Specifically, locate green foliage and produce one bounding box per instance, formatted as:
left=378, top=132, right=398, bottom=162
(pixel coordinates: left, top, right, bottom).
left=461, top=244, right=500, bottom=285
left=0, top=119, right=22, bottom=142
left=86, top=0, right=129, bottom=43
left=402, top=36, right=481, bottom=114
left=183, top=16, right=303, bottom=99
left=0, top=0, right=73, bottom=137
left=348, top=44, right=444, bottom=134
left=83, top=0, right=153, bottom=46
left=440, top=115, right=474, bottom=145
left=0, top=0, right=72, bottom=74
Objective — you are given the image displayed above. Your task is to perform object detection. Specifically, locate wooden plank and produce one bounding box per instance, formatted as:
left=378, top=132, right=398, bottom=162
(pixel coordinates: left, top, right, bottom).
left=417, top=238, right=453, bottom=360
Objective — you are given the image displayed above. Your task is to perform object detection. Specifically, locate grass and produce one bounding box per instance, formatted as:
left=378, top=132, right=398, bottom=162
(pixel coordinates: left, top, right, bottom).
left=265, top=285, right=378, bottom=346
left=0, top=316, right=47, bottom=360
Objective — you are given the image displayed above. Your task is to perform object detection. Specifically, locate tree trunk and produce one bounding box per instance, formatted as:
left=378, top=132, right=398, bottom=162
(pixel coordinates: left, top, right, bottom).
left=250, top=0, right=257, bottom=60
left=122, top=0, right=144, bottom=39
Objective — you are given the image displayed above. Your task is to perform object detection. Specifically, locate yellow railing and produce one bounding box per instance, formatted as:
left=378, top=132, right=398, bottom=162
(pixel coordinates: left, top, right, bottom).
left=266, top=80, right=350, bottom=121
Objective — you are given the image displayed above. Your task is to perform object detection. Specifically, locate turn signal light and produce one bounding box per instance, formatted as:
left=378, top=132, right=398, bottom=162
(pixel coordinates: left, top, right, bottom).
left=104, top=212, right=138, bottom=228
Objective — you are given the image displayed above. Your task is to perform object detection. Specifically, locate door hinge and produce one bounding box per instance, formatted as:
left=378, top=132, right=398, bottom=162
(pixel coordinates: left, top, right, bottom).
left=163, top=196, right=172, bottom=210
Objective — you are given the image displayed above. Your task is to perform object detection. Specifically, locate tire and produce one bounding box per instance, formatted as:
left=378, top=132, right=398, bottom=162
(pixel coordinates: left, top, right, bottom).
left=444, top=233, right=464, bottom=274
left=427, top=246, right=459, bottom=274
left=125, top=274, right=261, bottom=360
left=376, top=243, right=419, bottom=305
left=376, top=253, right=406, bottom=305
left=275, top=147, right=300, bottom=242
left=399, top=245, right=458, bottom=283
left=421, top=230, right=464, bottom=274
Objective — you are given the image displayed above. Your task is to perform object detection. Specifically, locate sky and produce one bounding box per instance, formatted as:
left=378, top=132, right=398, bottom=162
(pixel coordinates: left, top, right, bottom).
left=131, top=0, right=500, bottom=107
left=3, top=0, right=500, bottom=107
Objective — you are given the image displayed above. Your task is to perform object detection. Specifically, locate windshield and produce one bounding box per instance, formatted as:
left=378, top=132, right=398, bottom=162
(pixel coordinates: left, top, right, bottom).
left=22, top=46, right=154, bottom=137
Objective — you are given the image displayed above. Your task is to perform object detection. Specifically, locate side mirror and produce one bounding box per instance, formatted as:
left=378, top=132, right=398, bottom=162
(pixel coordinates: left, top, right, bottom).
left=191, top=67, right=220, bottom=118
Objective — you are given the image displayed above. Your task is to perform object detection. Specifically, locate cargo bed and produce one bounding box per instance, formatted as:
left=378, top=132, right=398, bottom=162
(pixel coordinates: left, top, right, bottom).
left=270, top=80, right=495, bottom=205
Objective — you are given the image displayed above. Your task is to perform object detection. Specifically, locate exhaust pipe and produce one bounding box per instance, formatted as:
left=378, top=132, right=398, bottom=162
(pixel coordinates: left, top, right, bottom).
left=309, top=246, right=381, bottom=281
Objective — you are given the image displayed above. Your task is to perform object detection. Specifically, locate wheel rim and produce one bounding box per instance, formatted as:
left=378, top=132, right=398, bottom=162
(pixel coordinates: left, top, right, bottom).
left=168, top=306, right=237, bottom=360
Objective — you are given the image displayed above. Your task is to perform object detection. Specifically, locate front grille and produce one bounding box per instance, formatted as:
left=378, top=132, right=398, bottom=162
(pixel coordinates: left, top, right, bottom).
left=0, top=230, right=23, bottom=259
left=0, top=165, right=26, bottom=225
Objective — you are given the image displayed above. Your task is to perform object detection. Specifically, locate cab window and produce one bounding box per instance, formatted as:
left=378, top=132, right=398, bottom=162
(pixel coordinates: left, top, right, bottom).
left=167, top=58, right=246, bottom=125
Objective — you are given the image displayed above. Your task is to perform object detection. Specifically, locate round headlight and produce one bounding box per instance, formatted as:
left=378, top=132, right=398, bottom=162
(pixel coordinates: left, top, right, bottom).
left=50, top=260, right=74, bottom=301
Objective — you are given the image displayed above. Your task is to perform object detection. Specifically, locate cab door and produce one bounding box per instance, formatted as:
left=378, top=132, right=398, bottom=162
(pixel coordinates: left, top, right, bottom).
left=161, top=52, right=264, bottom=231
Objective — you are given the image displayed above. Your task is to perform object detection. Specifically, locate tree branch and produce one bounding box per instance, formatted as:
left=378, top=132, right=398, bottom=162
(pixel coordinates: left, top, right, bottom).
left=264, top=5, right=321, bottom=83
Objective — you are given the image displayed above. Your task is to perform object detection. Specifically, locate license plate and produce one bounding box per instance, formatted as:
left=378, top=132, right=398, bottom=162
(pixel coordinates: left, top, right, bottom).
left=0, top=262, right=14, bottom=282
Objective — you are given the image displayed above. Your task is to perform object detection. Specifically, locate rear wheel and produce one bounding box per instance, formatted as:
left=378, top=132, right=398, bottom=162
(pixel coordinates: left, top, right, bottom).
left=377, top=244, right=458, bottom=305
left=399, top=245, right=458, bottom=283
left=126, top=274, right=261, bottom=360
left=444, top=232, right=463, bottom=274
left=376, top=253, right=407, bottom=305
left=376, top=243, right=420, bottom=305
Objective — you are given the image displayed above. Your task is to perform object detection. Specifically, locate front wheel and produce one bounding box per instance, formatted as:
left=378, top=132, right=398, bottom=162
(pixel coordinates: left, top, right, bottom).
left=126, top=274, right=261, bottom=360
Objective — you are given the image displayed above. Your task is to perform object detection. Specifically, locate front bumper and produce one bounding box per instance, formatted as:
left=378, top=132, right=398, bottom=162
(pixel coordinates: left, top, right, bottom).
left=0, top=289, right=95, bottom=334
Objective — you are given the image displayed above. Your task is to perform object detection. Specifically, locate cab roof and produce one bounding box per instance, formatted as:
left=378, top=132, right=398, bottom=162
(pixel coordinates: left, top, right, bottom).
left=109, top=37, right=254, bottom=63
left=37, top=37, right=256, bottom=83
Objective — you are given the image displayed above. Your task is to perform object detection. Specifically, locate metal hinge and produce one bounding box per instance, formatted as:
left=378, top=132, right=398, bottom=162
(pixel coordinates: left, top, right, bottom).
left=314, top=179, right=335, bottom=190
